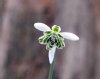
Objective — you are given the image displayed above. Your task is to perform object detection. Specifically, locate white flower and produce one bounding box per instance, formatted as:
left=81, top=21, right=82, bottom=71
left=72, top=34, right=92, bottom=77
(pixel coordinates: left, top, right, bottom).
left=34, top=22, right=79, bottom=64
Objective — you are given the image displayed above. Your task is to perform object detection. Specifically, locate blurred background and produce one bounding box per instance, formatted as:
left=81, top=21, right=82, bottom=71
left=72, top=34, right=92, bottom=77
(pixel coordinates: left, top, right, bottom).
left=0, top=0, right=100, bottom=79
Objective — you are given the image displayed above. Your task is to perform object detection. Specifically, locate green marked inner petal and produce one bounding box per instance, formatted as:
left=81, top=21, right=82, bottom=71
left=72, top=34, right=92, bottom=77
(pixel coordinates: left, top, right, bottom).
left=44, top=31, right=52, bottom=35
left=46, top=44, right=53, bottom=50
left=56, top=38, right=65, bottom=49
left=43, top=37, right=49, bottom=43
left=56, top=39, right=61, bottom=48
left=46, top=36, right=51, bottom=43
left=58, top=34, right=63, bottom=38
left=60, top=41, right=65, bottom=48
left=38, top=36, right=45, bottom=44
left=52, top=25, right=61, bottom=33
left=39, top=36, right=48, bottom=44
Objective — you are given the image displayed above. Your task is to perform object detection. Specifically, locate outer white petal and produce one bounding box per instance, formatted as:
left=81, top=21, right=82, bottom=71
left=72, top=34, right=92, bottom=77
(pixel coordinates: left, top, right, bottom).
left=34, top=23, right=51, bottom=31
left=60, top=32, right=79, bottom=41
left=48, top=47, right=56, bottom=64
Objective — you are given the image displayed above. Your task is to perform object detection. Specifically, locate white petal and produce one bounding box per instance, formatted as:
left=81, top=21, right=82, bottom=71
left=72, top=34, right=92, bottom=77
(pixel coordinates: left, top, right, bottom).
left=34, top=23, right=51, bottom=31
left=48, top=47, right=56, bottom=64
left=60, top=32, right=79, bottom=41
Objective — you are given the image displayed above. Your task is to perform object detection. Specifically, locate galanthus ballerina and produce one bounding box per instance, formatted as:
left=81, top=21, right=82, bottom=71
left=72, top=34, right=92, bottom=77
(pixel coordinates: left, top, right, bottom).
left=34, top=23, right=79, bottom=64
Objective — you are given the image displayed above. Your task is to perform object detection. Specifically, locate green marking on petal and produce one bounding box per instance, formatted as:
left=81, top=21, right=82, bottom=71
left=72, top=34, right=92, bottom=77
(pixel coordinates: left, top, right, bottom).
left=44, top=31, right=52, bottom=35
left=56, top=37, right=65, bottom=49
left=39, top=36, right=48, bottom=44
left=38, top=36, right=45, bottom=44
left=58, top=34, right=63, bottom=38
left=46, top=44, right=53, bottom=50
left=56, top=39, right=61, bottom=48
left=52, top=25, right=61, bottom=33
left=43, top=37, right=49, bottom=43
left=49, top=44, right=53, bottom=49
left=60, top=41, right=65, bottom=48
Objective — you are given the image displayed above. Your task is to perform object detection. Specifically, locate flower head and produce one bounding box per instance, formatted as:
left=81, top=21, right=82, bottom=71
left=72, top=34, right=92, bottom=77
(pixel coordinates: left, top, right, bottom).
left=34, top=23, right=79, bottom=64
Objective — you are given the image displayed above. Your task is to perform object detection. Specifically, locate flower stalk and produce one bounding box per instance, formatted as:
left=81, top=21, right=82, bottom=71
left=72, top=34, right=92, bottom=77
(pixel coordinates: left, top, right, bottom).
left=48, top=61, right=54, bottom=79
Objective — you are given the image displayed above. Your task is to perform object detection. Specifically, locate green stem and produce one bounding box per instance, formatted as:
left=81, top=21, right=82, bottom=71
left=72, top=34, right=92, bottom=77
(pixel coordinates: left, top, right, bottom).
left=48, top=61, right=54, bottom=79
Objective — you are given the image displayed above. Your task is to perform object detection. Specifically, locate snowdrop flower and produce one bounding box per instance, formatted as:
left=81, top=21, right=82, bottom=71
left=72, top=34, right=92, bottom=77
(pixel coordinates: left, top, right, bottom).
left=34, top=23, right=79, bottom=64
